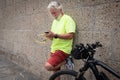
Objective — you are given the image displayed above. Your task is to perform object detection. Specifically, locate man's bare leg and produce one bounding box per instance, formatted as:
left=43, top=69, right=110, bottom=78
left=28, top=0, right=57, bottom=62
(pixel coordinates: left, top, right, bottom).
left=45, top=60, right=66, bottom=71
left=45, top=61, right=66, bottom=80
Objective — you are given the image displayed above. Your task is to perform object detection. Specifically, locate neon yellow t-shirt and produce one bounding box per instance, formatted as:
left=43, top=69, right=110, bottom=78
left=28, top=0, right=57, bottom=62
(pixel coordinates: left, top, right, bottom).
left=51, top=14, right=76, bottom=54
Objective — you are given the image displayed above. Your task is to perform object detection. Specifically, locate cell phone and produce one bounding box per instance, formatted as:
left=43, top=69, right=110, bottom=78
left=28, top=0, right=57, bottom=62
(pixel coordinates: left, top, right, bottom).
left=44, top=31, right=49, bottom=34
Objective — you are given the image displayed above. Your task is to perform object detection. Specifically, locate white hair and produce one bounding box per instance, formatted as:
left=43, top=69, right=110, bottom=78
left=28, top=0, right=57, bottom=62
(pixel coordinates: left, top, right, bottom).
left=47, top=1, right=63, bottom=10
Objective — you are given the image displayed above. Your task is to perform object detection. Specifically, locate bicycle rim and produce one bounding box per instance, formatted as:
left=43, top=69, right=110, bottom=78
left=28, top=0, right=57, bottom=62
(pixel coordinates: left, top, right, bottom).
left=49, top=70, right=86, bottom=80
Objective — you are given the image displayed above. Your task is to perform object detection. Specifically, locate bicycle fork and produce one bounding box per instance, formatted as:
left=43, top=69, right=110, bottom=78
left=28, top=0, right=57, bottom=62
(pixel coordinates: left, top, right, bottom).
left=76, top=62, right=89, bottom=80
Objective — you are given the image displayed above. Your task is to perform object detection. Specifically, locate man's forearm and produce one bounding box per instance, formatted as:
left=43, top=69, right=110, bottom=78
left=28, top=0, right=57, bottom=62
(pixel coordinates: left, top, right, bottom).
left=55, top=33, right=74, bottom=39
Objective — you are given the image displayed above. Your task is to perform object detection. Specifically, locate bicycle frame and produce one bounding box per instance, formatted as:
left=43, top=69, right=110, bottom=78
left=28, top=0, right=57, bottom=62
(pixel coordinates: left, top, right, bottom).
left=96, top=60, right=120, bottom=79
left=78, top=57, right=120, bottom=80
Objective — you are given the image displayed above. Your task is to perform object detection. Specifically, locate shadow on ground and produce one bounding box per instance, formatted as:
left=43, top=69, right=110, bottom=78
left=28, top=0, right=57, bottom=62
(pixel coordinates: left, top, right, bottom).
left=0, top=55, right=41, bottom=80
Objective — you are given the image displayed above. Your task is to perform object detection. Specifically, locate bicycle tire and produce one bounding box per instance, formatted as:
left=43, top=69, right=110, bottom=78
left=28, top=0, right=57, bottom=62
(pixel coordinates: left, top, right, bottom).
left=49, top=70, right=86, bottom=80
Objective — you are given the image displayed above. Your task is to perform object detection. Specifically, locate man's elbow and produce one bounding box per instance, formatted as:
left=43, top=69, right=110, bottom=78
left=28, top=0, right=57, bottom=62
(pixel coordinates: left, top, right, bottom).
left=68, top=34, right=74, bottom=39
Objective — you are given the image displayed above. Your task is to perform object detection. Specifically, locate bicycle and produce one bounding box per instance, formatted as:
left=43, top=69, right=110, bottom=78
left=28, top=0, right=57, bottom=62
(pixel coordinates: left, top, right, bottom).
left=49, top=42, right=120, bottom=80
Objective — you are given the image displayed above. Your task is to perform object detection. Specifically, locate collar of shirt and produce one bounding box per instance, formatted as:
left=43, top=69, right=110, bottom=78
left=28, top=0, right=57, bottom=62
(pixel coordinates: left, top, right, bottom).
left=56, top=14, right=63, bottom=21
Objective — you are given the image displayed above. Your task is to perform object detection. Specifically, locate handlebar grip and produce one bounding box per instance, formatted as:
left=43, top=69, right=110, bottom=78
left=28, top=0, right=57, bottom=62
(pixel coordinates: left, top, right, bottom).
left=93, top=42, right=102, bottom=48
left=87, top=42, right=102, bottom=50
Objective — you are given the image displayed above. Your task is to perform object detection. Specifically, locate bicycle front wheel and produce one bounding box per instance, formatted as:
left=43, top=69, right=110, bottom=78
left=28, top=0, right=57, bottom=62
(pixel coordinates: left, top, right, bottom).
left=49, top=70, right=86, bottom=80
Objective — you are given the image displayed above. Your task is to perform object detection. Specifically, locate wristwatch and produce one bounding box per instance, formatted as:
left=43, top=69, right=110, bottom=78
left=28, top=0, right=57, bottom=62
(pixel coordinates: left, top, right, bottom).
left=54, top=34, right=58, bottom=38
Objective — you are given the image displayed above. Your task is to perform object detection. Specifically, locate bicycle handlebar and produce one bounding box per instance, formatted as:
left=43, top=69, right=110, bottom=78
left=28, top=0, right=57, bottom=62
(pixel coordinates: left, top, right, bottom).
left=86, top=42, right=102, bottom=52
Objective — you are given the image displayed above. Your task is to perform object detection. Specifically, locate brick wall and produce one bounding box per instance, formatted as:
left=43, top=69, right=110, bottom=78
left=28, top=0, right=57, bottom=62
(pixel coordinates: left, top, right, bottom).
left=0, top=0, right=119, bottom=80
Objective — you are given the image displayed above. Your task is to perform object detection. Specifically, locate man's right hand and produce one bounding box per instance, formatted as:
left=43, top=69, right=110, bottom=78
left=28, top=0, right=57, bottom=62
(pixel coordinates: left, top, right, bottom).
left=45, top=31, right=54, bottom=40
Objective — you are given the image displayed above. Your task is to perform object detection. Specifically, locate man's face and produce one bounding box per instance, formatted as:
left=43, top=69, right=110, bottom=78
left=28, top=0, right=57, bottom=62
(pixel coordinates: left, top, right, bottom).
left=50, top=7, right=61, bottom=19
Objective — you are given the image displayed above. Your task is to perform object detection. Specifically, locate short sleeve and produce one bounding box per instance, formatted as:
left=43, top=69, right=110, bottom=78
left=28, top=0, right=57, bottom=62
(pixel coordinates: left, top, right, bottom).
left=65, top=16, right=76, bottom=33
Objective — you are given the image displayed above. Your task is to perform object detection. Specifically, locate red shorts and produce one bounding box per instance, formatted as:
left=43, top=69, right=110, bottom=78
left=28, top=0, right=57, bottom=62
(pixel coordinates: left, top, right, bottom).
left=47, top=50, right=69, bottom=68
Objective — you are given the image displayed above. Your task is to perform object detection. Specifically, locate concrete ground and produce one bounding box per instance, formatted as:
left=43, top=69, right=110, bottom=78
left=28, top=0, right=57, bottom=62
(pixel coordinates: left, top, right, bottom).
left=0, top=55, right=40, bottom=80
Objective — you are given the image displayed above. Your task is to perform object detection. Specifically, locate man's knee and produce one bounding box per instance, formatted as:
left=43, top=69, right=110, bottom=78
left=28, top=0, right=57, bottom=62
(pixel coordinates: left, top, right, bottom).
left=44, top=62, right=54, bottom=71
